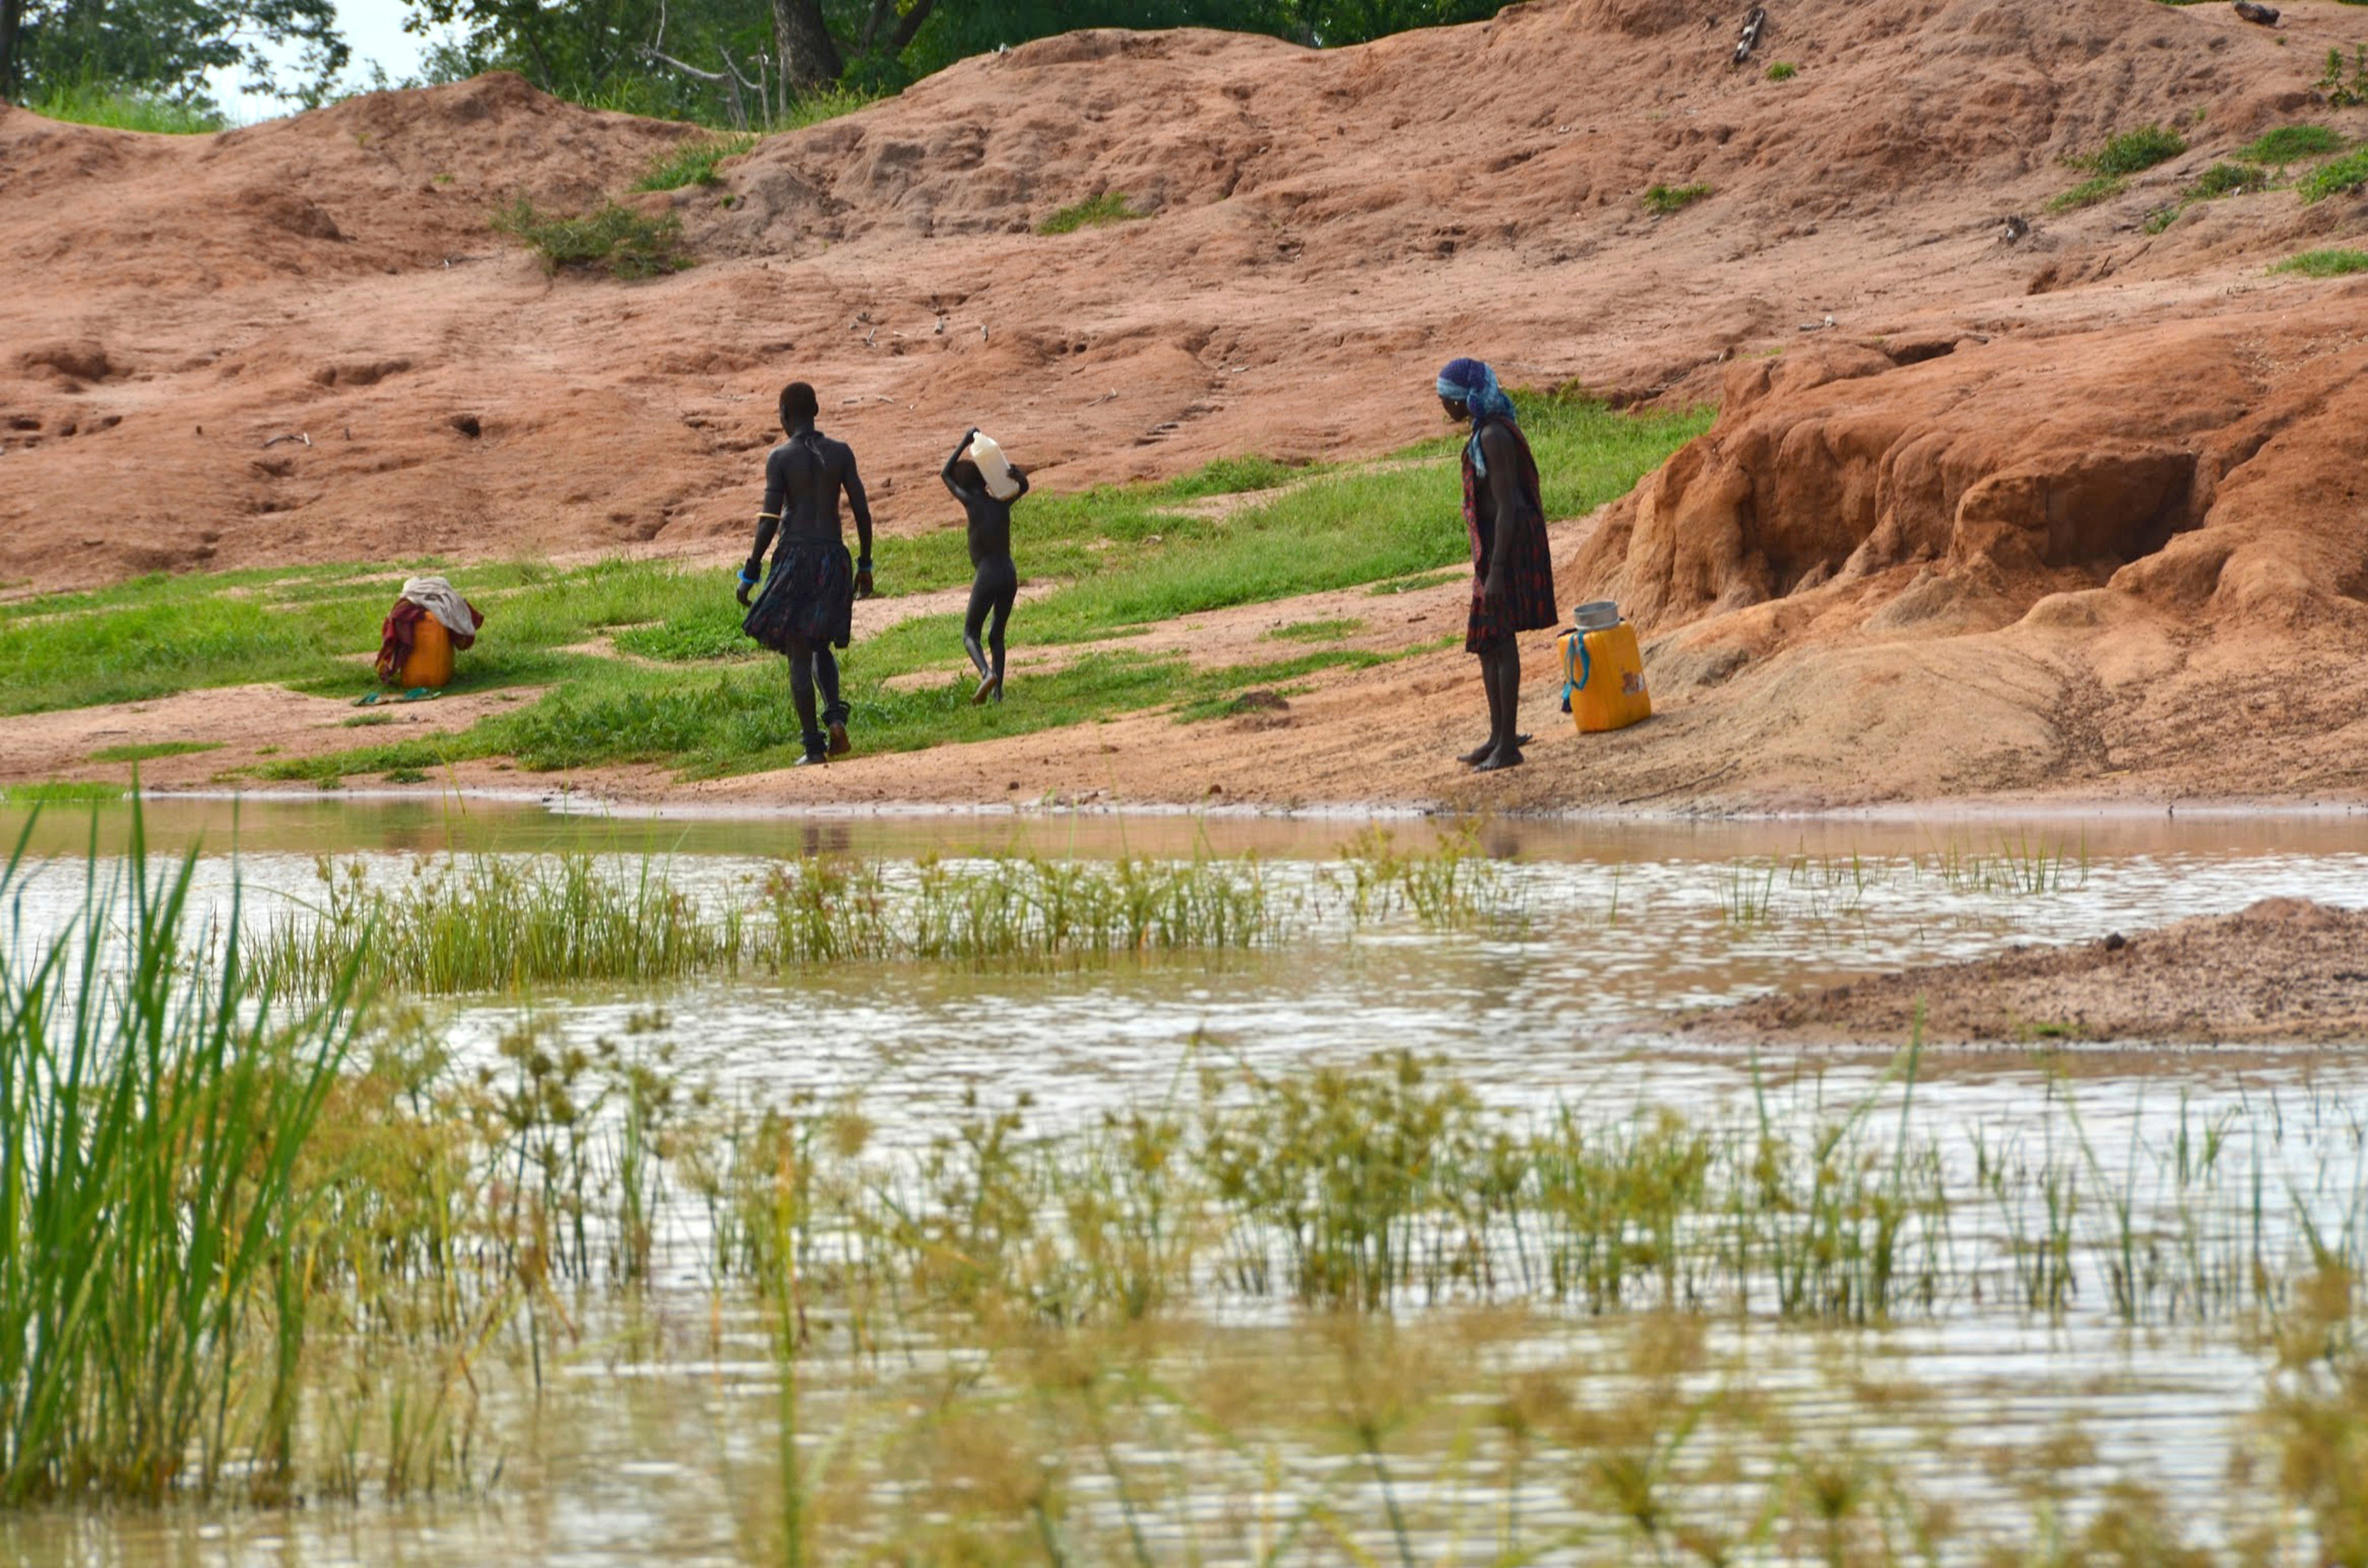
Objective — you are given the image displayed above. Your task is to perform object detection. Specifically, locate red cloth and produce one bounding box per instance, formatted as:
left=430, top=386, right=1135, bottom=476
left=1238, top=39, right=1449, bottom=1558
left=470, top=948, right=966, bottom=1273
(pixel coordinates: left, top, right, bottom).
left=375, top=596, right=484, bottom=685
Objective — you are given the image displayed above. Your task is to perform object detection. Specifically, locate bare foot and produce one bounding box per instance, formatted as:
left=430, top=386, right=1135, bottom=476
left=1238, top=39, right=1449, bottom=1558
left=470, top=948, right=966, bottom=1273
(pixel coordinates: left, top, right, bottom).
left=972, top=674, right=999, bottom=706
left=827, top=721, right=850, bottom=756
left=1472, top=745, right=1524, bottom=773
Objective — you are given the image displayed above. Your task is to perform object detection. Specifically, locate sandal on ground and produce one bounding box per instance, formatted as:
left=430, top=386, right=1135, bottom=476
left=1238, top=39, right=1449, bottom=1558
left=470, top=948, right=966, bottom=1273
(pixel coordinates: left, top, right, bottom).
left=1457, top=733, right=1530, bottom=765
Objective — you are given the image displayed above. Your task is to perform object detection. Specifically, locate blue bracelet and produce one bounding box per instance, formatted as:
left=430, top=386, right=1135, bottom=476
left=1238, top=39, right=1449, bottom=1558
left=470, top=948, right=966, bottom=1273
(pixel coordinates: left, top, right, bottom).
left=737, top=566, right=758, bottom=586
left=857, top=557, right=873, bottom=572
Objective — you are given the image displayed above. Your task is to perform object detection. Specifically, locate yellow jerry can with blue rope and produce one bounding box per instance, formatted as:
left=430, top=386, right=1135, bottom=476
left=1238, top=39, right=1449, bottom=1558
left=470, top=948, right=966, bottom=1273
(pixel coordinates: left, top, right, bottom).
left=1559, top=601, right=1651, bottom=734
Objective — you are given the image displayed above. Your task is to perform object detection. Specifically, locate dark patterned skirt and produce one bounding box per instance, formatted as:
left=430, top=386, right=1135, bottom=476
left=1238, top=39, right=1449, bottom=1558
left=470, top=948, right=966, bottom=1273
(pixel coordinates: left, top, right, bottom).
left=1466, top=518, right=1560, bottom=652
left=743, top=538, right=854, bottom=653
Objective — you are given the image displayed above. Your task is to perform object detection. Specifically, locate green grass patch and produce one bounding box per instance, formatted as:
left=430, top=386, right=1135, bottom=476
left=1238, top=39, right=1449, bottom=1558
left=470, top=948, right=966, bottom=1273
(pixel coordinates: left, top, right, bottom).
left=2274, top=248, right=2368, bottom=276
left=88, top=741, right=221, bottom=763
left=1039, top=192, right=1147, bottom=234
left=612, top=605, right=760, bottom=663
left=1158, top=456, right=1308, bottom=500
left=1643, top=183, right=1712, bottom=215
left=633, top=132, right=757, bottom=191
left=491, top=198, right=691, bottom=279
left=0, top=782, right=123, bottom=806
left=2085, top=125, right=2186, bottom=176
left=780, top=85, right=878, bottom=130
left=2050, top=174, right=2126, bottom=212
left=1764, top=62, right=1797, bottom=81
left=2238, top=124, right=2344, bottom=164
left=2190, top=162, right=2270, bottom=199
left=2147, top=161, right=2273, bottom=232
left=2299, top=149, right=2368, bottom=203
left=22, top=83, right=226, bottom=134
left=1263, top=617, right=1365, bottom=643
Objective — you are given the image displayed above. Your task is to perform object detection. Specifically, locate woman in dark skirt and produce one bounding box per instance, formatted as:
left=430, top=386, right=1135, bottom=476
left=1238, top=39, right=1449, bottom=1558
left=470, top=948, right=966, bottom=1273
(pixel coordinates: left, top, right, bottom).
left=1437, top=357, right=1556, bottom=772
left=738, top=381, right=876, bottom=765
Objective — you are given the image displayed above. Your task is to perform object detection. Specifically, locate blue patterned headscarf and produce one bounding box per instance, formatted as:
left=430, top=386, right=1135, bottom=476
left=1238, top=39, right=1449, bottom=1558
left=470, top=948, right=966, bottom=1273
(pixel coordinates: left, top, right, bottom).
left=1436, top=357, right=1517, bottom=476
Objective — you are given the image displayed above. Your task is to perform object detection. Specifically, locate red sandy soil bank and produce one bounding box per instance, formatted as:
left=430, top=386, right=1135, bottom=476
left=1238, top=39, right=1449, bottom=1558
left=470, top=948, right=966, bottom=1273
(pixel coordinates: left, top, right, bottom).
left=1674, top=897, right=2368, bottom=1046
left=4, top=0, right=2368, bottom=810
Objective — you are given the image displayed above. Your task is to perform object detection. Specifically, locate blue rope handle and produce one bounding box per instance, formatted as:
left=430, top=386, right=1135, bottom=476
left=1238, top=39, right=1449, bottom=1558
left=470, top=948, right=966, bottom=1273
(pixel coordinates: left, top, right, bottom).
left=1560, top=632, right=1592, bottom=712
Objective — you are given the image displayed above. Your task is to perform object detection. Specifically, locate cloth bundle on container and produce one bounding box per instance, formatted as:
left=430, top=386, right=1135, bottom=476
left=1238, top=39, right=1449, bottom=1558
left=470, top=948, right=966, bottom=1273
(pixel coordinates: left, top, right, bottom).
left=1557, top=600, right=1651, bottom=733
left=374, top=576, right=486, bottom=690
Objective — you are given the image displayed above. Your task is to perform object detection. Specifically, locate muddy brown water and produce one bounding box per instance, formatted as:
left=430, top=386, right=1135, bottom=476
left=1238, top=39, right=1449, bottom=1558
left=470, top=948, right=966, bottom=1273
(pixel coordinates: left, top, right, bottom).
left=5, top=798, right=2367, bottom=1564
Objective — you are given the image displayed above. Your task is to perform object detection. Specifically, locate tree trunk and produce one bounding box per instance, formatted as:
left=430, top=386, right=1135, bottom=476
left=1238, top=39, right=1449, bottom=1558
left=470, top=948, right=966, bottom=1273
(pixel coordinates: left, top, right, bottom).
left=770, top=0, right=840, bottom=91
left=0, top=0, right=25, bottom=104
left=885, top=0, right=935, bottom=58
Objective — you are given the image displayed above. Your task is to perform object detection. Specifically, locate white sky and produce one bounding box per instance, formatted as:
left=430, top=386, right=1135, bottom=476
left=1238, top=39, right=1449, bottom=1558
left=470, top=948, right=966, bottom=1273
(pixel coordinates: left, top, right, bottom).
left=205, top=0, right=441, bottom=123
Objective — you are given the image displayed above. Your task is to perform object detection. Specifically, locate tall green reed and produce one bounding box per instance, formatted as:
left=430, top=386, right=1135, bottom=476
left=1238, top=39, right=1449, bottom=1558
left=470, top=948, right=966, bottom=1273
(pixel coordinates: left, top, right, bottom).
left=251, top=852, right=740, bottom=997
left=0, top=805, right=360, bottom=1502
left=257, top=849, right=1301, bottom=998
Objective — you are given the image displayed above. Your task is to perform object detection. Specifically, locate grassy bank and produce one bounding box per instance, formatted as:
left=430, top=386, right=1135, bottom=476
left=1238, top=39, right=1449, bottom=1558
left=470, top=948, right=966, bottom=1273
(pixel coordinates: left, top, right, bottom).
left=0, top=394, right=1706, bottom=784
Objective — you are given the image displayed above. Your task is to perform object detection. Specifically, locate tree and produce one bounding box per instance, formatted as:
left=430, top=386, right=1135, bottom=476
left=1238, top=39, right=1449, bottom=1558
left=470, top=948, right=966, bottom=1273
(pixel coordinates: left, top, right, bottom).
left=377, top=0, right=1510, bottom=127
left=1, top=0, right=346, bottom=105
left=0, top=0, right=25, bottom=101
left=771, top=0, right=840, bottom=89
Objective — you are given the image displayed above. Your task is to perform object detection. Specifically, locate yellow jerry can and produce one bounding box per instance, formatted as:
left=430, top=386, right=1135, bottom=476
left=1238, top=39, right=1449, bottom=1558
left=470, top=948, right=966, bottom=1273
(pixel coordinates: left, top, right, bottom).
left=1559, top=607, right=1651, bottom=734
left=399, top=615, right=456, bottom=690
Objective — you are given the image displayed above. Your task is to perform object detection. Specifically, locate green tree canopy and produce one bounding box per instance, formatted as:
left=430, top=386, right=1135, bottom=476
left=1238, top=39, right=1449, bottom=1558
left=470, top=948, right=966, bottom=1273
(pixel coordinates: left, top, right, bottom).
left=396, top=0, right=1507, bottom=127
left=1, top=0, right=347, bottom=107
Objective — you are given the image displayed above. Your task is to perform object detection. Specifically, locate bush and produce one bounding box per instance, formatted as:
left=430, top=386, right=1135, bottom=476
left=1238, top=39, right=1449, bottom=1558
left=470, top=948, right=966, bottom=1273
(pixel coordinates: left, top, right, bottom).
left=1039, top=192, right=1146, bottom=234
left=2319, top=45, right=2368, bottom=107
left=633, top=133, right=757, bottom=192
left=1764, top=61, right=1797, bottom=81
left=2237, top=124, right=2344, bottom=164
left=2273, top=248, right=2368, bottom=277
left=1642, top=183, right=1712, bottom=215
left=491, top=198, right=691, bottom=279
left=2086, top=126, right=2186, bottom=176
left=2299, top=149, right=2368, bottom=203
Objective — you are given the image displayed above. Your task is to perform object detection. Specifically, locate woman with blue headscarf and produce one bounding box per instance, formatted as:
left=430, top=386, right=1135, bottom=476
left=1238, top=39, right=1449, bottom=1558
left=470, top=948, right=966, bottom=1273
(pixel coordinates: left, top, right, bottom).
left=1437, top=357, right=1557, bottom=771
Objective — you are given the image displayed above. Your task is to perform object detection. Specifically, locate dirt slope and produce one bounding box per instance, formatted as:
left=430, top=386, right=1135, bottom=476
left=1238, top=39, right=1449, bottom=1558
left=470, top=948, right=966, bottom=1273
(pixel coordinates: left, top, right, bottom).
left=4, top=0, right=2368, bottom=809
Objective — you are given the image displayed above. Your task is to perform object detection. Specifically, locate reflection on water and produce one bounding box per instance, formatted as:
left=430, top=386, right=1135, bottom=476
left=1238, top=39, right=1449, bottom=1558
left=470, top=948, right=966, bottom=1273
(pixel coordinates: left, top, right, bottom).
left=4, top=799, right=2366, bottom=1565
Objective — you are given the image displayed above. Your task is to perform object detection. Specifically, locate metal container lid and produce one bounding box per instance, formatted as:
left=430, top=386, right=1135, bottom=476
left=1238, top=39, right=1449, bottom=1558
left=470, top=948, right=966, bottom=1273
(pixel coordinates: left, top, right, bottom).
left=1572, top=600, right=1620, bottom=631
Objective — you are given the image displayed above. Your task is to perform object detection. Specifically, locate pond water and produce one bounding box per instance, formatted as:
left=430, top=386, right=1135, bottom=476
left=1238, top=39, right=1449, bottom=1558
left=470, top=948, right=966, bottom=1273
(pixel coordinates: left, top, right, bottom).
left=4, top=796, right=2366, bottom=1566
